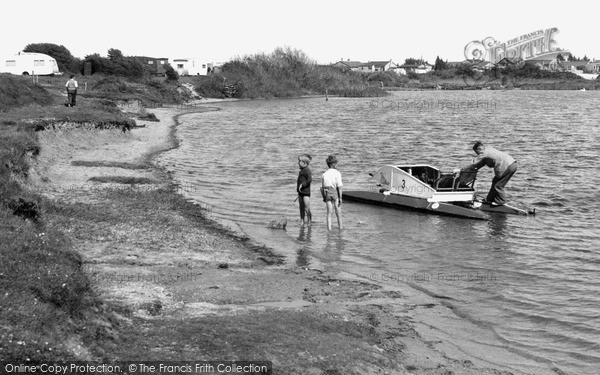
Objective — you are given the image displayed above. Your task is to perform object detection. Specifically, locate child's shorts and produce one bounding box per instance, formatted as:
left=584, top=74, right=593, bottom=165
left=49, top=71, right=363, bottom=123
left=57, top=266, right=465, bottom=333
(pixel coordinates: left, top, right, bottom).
left=321, top=186, right=338, bottom=202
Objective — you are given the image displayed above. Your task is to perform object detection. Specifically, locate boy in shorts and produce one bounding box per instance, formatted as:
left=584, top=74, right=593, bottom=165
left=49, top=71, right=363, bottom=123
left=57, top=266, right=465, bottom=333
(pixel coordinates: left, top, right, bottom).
left=321, top=155, right=343, bottom=231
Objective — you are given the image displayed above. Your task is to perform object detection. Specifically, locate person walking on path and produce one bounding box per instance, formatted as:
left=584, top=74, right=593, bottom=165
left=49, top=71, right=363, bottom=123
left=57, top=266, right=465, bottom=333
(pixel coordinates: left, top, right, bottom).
left=65, top=75, right=78, bottom=107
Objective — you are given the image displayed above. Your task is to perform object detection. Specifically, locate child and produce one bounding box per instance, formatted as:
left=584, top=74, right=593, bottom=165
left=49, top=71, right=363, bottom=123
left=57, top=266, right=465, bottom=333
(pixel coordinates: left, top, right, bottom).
left=321, top=155, right=343, bottom=231
left=297, top=154, right=313, bottom=226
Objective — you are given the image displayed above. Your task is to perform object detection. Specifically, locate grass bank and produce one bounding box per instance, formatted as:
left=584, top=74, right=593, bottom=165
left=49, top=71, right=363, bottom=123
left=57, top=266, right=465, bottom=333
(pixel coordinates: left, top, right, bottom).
left=0, top=74, right=190, bottom=362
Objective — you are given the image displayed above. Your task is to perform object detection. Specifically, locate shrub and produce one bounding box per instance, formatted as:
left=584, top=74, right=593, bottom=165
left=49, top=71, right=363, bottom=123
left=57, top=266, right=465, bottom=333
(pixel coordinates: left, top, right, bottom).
left=193, top=47, right=387, bottom=99
left=366, top=71, right=403, bottom=86
left=83, top=50, right=149, bottom=79
left=164, top=64, right=179, bottom=82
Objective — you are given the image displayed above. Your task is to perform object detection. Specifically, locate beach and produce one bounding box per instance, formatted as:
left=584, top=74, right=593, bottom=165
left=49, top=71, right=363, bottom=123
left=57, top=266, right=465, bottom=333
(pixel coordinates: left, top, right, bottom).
left=27, top=103, right=555, bottom=374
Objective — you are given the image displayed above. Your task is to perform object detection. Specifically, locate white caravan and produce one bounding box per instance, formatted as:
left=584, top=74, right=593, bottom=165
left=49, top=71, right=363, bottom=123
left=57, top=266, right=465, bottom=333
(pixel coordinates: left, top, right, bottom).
left=0, top=52, right=61, bottom=75
left=170, top=58, right=208, bottom=76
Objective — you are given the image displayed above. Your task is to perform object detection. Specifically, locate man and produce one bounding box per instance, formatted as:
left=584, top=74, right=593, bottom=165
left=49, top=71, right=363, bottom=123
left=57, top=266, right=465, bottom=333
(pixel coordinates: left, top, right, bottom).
left=462, top=141, right=517, bottom=206
left=65, top=75, right=78, bottom=107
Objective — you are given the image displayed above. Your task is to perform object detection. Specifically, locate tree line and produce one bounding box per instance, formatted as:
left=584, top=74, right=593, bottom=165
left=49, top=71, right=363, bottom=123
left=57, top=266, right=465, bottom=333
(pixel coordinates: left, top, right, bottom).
left=23, top=43, right=178, bottom=79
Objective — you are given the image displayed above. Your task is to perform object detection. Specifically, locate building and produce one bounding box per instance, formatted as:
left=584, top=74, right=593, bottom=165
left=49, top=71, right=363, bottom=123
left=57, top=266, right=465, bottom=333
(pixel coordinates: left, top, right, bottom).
left=525, top=58, right=559, bottom=71
left=559, top=60, right=589, bottom=73
left=332, top=59, right=395, bottom=73
left=0, top=51, right=61, bottom=75
left=397, top=63, right=434, bottom=74
left=357, top=60, right=394, bottom=73
left=331, top=60, right=364, bottom=72
left=495, top=57, right=522, bottom=69
left=136, top=56, right=170, bottom=76
left=170, top=58, right=209, bottom=76
left=586, top=60, right=600, bottom=73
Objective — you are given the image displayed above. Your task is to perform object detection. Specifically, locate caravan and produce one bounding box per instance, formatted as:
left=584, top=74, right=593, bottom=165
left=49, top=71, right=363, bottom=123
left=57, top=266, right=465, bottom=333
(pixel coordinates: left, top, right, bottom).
left=170, top=58, right=208, bottom=76
left=0, top=52, right=61, bottom=75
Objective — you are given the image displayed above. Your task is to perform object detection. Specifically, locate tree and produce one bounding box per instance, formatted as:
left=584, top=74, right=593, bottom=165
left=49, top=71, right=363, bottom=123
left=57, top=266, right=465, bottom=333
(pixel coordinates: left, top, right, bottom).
left=583, top=55, right=590, bottom=61
left=556, top=53, right=565, bottom=62
left=164, top=63, right=179, bottom=82
left=404, top=57, right=426, bottom=65
left=83, top=53, right=115, bottom=75
left=23, top=43, right=80, bottom=73
left=434, top=56, right=448, bottom=71
left=108, top=48, right=124, bottom=62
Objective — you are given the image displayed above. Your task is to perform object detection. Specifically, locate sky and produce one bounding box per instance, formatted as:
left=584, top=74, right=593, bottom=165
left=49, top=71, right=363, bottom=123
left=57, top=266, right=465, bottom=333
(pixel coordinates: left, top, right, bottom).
left=2, top=0, right=599, bottom=64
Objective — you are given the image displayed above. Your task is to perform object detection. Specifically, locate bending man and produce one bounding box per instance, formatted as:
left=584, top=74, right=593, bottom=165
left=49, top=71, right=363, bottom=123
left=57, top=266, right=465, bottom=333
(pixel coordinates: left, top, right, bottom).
left=462, top=141, right=517, bottom=206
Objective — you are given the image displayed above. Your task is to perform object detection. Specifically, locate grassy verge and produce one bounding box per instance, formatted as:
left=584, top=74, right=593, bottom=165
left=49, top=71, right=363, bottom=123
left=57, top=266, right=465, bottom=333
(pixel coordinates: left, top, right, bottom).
left=0, top=120, right=107, bottom=362
left=0, top=74, right=188, bottom=362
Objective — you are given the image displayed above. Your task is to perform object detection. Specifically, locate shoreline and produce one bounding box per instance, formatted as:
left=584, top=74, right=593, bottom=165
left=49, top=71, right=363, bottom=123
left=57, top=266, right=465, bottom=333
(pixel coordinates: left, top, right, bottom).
left=29, top=102, right=555, bottom=374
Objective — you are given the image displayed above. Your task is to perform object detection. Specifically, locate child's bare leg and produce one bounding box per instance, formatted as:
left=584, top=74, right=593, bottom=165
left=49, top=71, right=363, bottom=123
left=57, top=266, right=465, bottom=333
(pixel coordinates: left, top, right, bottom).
left=303, top=196, right=312, bottom=224
left=326, top=201, right=333, bottom=231
left=299, top=196, right=306, bottom=225
left=334, top=200, right=343, bottom=229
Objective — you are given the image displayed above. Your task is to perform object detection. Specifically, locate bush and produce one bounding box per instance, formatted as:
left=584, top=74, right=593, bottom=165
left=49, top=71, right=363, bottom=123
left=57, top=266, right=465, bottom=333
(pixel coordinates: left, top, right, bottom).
left=164, top=64, right=179, bottom=82
left=194, top=75, right=228, bottom=98
left=366, top=71, right=404, bottom=86
left=83, top=51, right=149, bottom=79
left=192, top=48, right=387, bottom=99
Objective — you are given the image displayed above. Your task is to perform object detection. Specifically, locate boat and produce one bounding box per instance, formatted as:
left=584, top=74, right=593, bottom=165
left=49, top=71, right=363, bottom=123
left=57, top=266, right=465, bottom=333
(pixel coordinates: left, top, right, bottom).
left=343, top=164, right=534, bottom=220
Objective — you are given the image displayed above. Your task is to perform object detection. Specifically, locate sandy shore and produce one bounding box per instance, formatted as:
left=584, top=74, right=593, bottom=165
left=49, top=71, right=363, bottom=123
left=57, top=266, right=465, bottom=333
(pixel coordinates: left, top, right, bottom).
left=29, top=103, right=555, bottom=374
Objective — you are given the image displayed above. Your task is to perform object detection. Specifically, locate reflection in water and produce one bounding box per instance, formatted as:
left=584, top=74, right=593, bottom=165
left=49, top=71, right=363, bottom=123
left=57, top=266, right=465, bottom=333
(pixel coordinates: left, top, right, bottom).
left=296, top=225, right=312, bottom=267
left=321, top=231, right=346, bottom=263
left=488, top=214, right=508, bottom=237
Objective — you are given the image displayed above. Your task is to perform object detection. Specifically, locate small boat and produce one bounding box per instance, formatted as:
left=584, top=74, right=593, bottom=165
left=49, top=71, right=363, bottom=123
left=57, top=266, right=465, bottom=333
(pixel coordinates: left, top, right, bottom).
left=343, top=164, right=533, bottom=220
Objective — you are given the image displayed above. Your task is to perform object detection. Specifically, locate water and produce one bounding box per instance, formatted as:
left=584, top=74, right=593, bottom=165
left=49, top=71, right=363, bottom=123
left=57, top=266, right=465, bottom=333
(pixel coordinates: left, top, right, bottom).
left=157, top=90, right=600, bottom=374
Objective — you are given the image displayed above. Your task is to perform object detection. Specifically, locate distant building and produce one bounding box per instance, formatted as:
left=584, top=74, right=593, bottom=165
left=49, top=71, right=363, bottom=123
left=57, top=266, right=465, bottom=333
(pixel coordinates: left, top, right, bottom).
left=170, top=58, right=209, bottom=76
left=389, top=64, right=407, bottom=75
left=586, top=60, right=600, bottom=73
left=559, top=60, right=586, bottom=73
left=331, top=60, right=363, bottom=72
left=136, top=56, right=170, bottom=76
left=0, top=51, right=61, bottom=75
left=331, top=59, right=395, bottom=73
left=495, top=58, right=522, bottom=69
left=525, top=58, right=559, bottom=71
left=208, top=61, right=225, bottom=74
left=397, top=63, right=434, bottom=74
left=357, top=60, right=394, bottom=72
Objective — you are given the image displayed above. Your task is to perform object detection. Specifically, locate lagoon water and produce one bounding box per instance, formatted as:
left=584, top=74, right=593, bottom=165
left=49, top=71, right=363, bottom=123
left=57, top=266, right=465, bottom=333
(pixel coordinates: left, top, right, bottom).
left=158, top=90, right=600, bottom=374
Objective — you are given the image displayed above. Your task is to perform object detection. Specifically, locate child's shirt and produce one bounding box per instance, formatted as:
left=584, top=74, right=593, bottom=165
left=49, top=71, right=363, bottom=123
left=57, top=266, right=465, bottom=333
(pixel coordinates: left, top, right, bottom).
left=297, top=167, right=312, bottom=196
left=322, top=168, right=342, bottom=188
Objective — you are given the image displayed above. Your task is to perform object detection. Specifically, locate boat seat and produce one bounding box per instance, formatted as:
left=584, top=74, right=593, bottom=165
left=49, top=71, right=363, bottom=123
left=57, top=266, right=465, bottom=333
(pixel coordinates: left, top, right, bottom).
left=434, top=170, right=477, bottom=191
left=454, top=170, right=477, bottom=190
left=434, top=173, right=456, bottom=191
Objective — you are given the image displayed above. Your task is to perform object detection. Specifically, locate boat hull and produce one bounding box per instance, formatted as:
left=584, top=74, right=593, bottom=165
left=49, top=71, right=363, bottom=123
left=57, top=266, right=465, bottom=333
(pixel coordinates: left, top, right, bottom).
left=343, top=190, right=488, bottom=220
